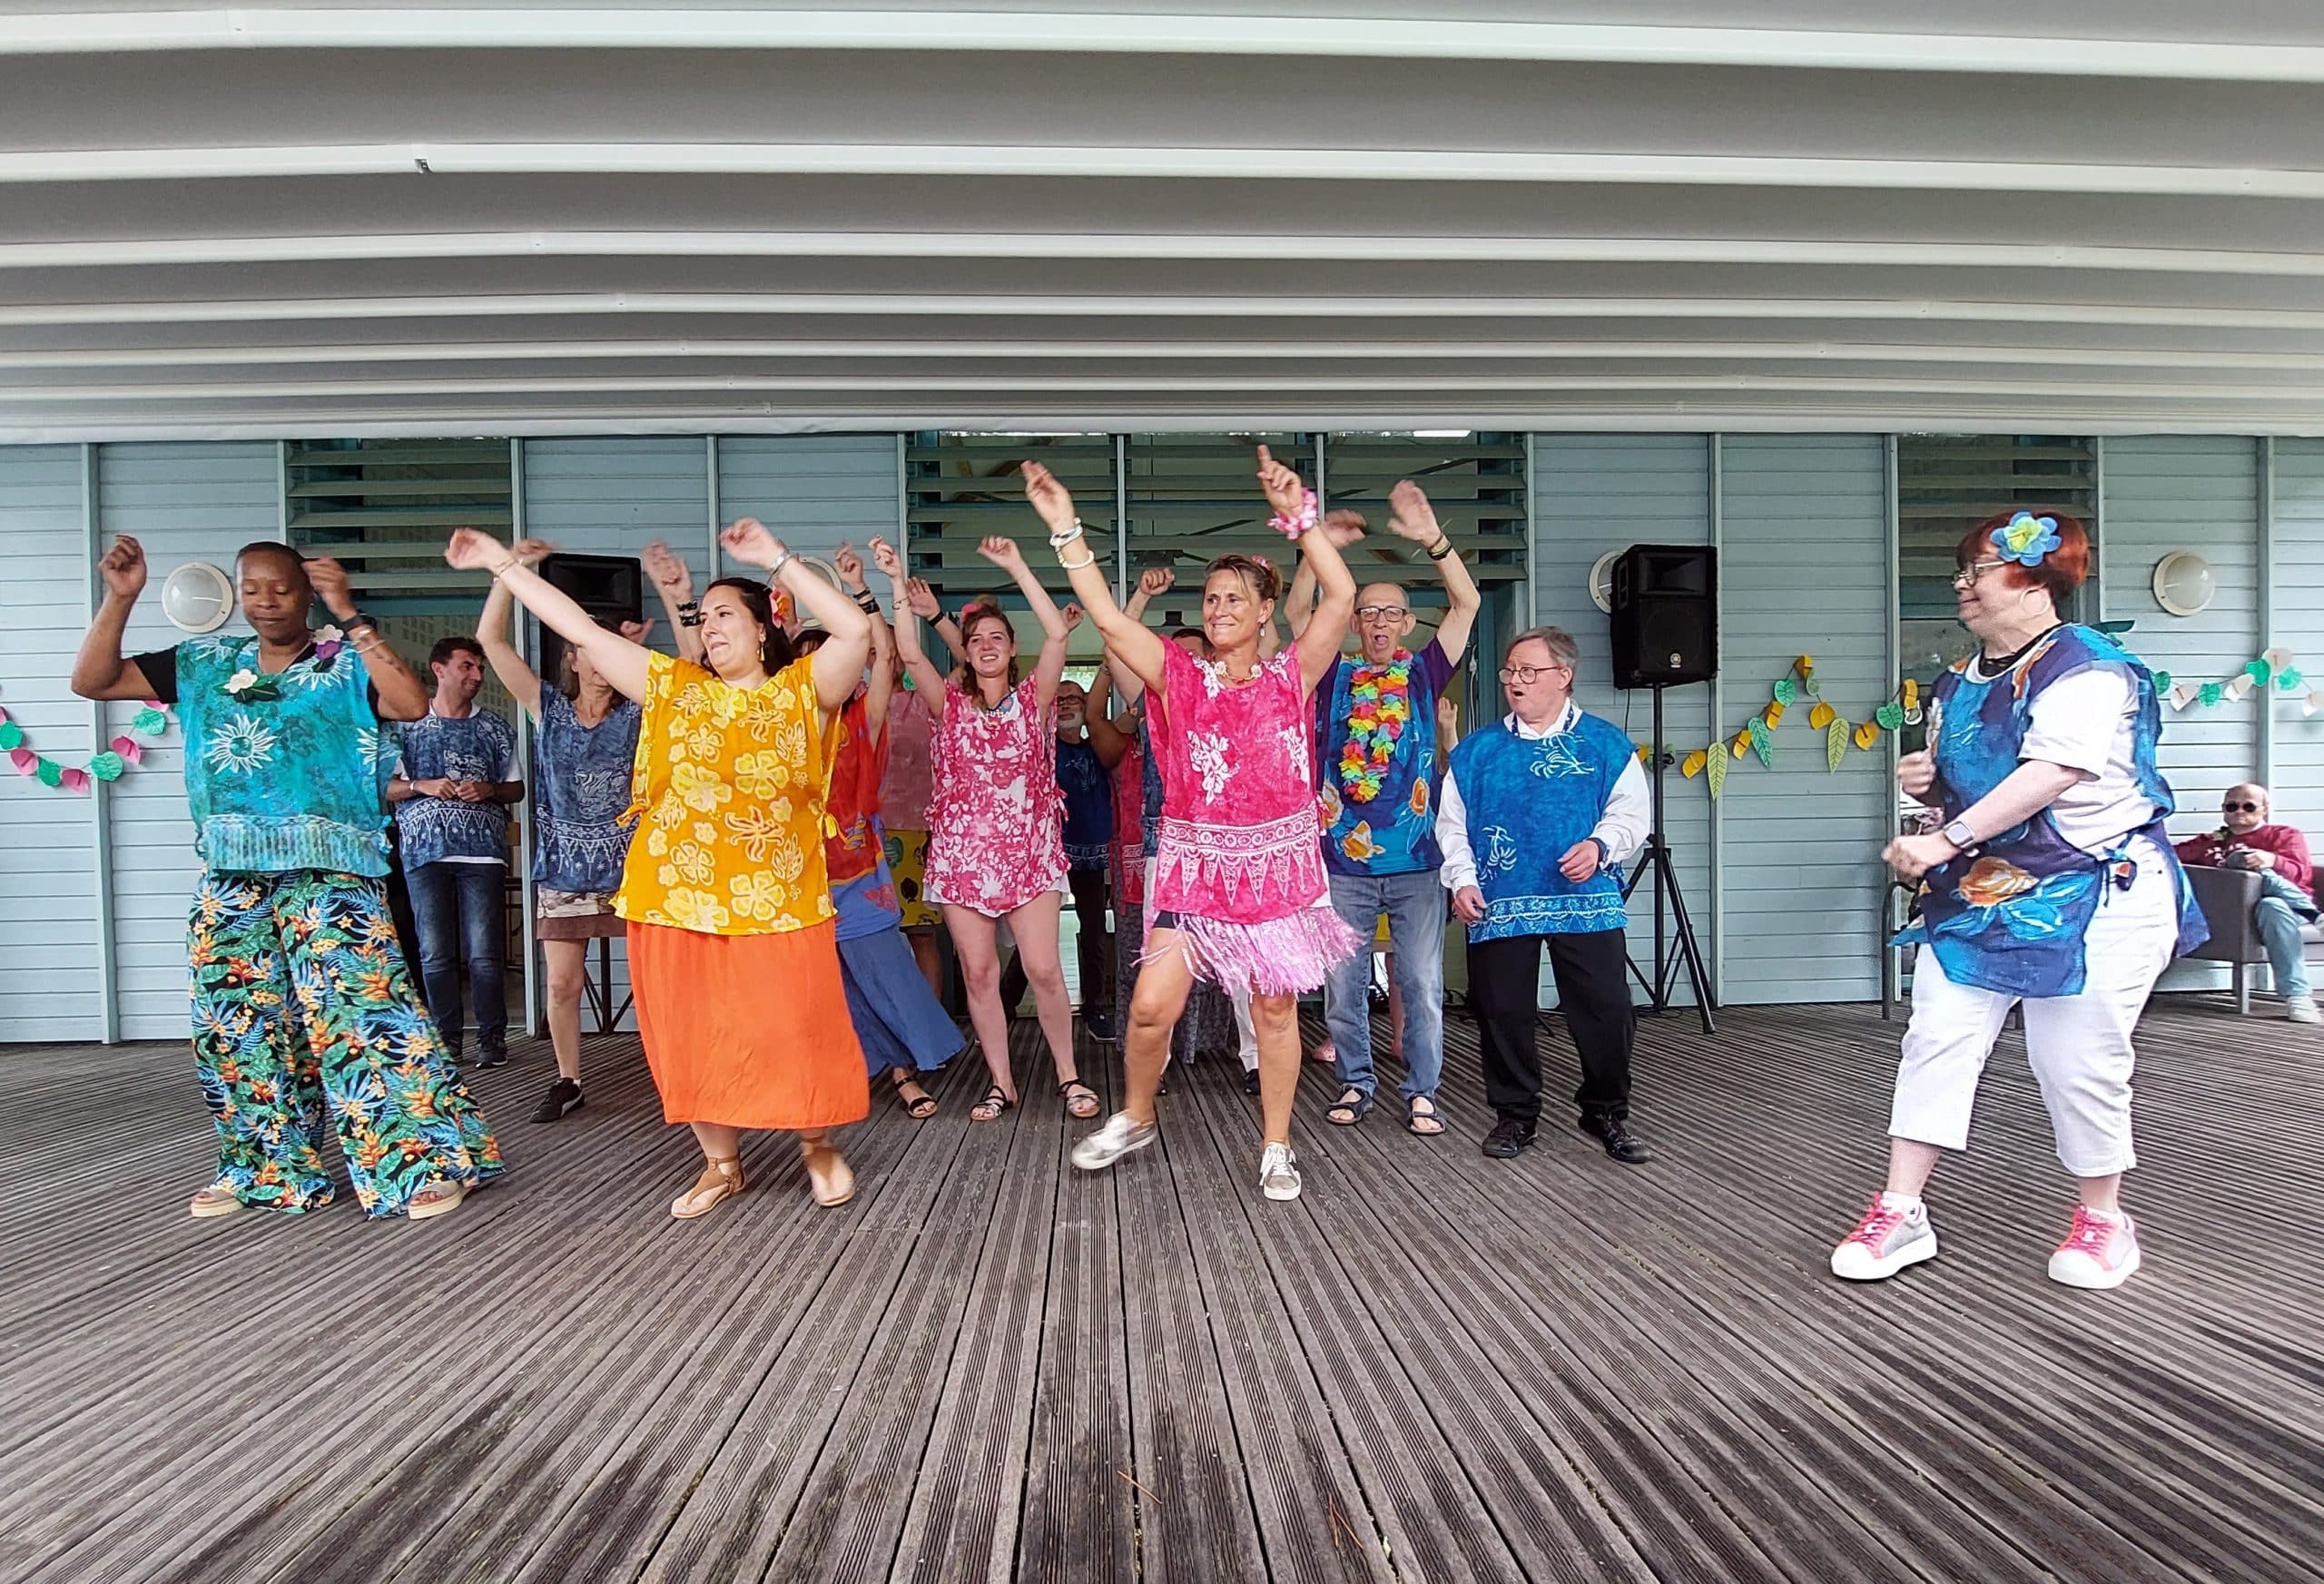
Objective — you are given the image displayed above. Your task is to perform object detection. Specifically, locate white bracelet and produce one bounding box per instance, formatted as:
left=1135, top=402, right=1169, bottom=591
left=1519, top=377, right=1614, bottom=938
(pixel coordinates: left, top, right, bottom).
left=1049, top=517, right=1087, bottom=550
left=1059, top=548, right=1098, bottom=571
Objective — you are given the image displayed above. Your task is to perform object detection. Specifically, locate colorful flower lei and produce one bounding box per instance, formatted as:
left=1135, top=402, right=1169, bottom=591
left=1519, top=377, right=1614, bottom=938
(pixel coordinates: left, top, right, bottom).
left=1336, top=650, right=1413, bottom=802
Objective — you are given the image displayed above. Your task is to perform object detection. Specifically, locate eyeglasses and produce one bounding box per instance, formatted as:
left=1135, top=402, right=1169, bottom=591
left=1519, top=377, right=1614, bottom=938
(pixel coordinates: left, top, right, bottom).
left=1498, top=663, right=1571, bottom=685
left=1354, top=605, right=1409, bottom=621
left=2222, top=801, right=2261, bottom=813
left=1951, top=559, right=2009, bottom=588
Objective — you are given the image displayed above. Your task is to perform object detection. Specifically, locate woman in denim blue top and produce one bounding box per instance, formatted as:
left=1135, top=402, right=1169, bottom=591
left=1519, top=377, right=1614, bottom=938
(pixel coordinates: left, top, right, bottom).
left=478, top=549, right=653, bottom=1127
left=72, top=536, right=500, bottom=1222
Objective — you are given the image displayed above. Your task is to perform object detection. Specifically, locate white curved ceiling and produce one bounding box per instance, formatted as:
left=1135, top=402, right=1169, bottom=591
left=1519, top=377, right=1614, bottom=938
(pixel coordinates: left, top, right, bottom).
left=4, top=3, right=2324, bottom=438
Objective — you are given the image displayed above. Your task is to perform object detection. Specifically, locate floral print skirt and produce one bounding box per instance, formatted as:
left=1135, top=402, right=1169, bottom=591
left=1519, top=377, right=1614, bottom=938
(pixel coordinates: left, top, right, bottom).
left=189, top=868, right=502, bottom=1217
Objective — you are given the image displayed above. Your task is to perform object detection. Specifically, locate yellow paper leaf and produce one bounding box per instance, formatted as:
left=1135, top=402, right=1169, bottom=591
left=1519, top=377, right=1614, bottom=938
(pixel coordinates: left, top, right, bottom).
left=1903, top=678, right=1920, bottom=712
left=1797, top=654, right=1816, bottom=674
left=1808, top=702, right=1837, bottom=729
left=1681, top=750, right=1707, bottom=780
left=1854, top=721, right=1880, bottom=750
left=1764, top=700, right=1786, bottom=727
left=1731, top=733, right=1750, bottom=759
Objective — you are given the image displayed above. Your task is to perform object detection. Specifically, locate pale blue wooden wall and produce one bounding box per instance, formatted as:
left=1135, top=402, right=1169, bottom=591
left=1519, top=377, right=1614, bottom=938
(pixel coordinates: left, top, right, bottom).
left=2273, top=441, right=2324, bottom=845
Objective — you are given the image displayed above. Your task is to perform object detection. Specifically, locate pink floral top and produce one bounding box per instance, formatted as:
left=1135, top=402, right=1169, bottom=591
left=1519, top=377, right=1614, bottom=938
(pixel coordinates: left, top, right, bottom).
left=1149, top=641, right=1325, bottom=925
left=924, top=675, right=1067, bottom=913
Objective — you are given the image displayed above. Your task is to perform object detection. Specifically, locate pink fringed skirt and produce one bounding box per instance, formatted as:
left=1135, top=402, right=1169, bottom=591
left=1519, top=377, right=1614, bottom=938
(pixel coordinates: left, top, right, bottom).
left=1143, top=896, right=1364, bottom=997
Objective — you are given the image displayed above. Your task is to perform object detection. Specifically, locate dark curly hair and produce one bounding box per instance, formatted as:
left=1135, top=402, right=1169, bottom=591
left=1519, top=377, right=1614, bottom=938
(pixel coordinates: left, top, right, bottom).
left=704, top=576, right=798, bottom=674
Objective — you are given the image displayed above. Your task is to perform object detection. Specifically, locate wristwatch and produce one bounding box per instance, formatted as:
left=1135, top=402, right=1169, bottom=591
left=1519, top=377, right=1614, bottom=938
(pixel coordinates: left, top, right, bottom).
left=1941, top=818, right=1978, bottom=851
left=1589, top=836, right=1610, bottom=866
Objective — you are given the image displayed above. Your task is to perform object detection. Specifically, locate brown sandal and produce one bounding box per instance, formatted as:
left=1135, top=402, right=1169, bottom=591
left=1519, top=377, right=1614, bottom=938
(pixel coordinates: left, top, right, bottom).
left=671, top=1156, right=745, bottom=1219
left=802, top=1137, right=855, bottom=1208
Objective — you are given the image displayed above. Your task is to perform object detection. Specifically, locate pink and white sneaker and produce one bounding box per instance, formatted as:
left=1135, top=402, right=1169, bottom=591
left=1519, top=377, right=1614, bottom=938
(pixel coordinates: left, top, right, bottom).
left=1830, top=1194, right=1939, bottom=1281
left=2047, top=1205, right=2142, bottom=1290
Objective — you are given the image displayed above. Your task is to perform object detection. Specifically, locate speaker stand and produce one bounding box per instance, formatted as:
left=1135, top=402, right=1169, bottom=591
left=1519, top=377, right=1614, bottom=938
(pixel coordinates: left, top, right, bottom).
left=1621, top=685, right=1718, bottom=1034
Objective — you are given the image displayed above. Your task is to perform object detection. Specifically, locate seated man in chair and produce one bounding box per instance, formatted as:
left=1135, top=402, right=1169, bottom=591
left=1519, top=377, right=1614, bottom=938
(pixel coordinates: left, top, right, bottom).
left=2176, top=782, right=2319, bottom=1022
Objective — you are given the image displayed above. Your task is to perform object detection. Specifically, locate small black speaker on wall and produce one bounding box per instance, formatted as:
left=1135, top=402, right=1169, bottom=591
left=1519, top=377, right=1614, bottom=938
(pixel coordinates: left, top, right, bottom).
left=537, top=553, right=645, bottom=680
left=1609, top=544, right=1717, bottom=689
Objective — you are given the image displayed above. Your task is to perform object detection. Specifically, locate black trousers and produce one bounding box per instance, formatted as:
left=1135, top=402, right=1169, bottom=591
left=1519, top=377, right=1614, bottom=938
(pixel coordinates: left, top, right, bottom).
left=1467, top=928, right=1634, bottom=1127
left=999, top=867, right=1112, bottom=1011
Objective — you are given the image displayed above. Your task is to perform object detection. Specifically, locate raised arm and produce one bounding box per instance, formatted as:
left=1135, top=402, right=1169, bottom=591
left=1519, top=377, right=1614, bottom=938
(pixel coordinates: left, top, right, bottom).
left=1253, top=448, right=1358, bottom=698
left=305, top=556, right=429, bottom=721
left=837, top=542, right=895, bottom=734
left=719, top=519, right=871, bottom=717
left=1081, top=663, right=1130, bottom=770
left=901, top=577, right=963, bottom=666
left=1023, top=461, right=1167, bottom=698
left=875, top=539, right=949, bottom=705
left=1285, top=510, right=1363, bottom=641
left=71, top=536, right=162, bottom=701
left=447, top=528, right=652, bottom=702
left=977, top=534, right=1070, bottom=707
left=642, top=538, right=704, bottom=664
left=1108, top=566, right=1173, bottom=703
left=477, top=543, right=547, bottom=723
left=1386, top=482, right=1481, bottom=665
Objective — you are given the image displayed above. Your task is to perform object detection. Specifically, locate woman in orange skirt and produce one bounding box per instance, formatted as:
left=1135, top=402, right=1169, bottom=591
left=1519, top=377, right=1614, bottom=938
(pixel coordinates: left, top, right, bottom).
left=446, top=519, right=874, bottom=1217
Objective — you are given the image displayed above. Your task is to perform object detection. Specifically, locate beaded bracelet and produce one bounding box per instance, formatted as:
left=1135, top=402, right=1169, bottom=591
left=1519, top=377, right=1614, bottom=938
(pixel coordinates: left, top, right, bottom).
left=1268, top=489, right=1321, bottom=539
left=1049, top=517, right=1088, bottom=550
left=1059, top=548, right=1098, bottom=571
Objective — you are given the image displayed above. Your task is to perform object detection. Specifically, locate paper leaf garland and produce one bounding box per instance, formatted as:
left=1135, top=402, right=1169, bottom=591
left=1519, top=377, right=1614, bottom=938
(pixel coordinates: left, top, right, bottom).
left=1681, top=749, right=1708, bottom=780
left=2199, top=682, right=2226, bottom=708
left=1772, top=677, right=1798, bottom=706
left=0, top=720, right=20, bottom=752
left=1808, top=702, right=1837, bottom=730
left=1854, top=721, right=1881, bottom=750
left=1875, top=701, right=1905, bottom=732
left=2280, top=668, right=2305, bottom=692
left=2152, top=670, right=2172, bottom=694
left=1764, top=700, right=1786, bottom=727
left=1705, top=742, right=1728, bottom=800
left=1747, top=717, right=1774, bottom=768
left=0, top=694, right=172, bottom=794
left=87, top=751, right=125, bottom=782
left=1827, top=717, right=1849, bottom=772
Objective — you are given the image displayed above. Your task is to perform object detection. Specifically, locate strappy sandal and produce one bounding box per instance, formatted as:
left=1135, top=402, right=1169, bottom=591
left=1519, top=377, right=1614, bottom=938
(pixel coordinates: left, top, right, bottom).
left=671, top=1156, right=745, bottom=1219
left=1406, top=1096, right=1446, bottom=1136
left=1325, top=1087, right=1373, bottom=1127
left=970, top=1083, right=1015, bottom=1122
left=891, top=1071, right=939, bottom=1119
left=188, top=1180, right=244, bottom=1219
left=802, top=1137, right=855, bottom=1208
left=406, top=1179, right=469, bottom=1221
left=1059, top=1079, right=1102, bottom=1120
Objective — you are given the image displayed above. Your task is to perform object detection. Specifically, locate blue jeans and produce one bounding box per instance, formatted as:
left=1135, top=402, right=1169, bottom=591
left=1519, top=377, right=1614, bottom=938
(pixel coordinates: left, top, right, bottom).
left=2255, top=871, right=2315, bottom=1000
left=406, top=861, right=508, bottom=1058
left=1322, top=869, right=1446, bottom=1100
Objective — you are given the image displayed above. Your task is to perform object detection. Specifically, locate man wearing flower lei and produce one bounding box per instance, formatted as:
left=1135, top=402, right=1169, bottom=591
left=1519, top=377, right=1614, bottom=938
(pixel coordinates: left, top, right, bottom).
left=1835, top=510, right=2206, bottom=1292
left=1285, top=481, right=1480, bottom=1136
left=72, top=537, right=500, bottom=1221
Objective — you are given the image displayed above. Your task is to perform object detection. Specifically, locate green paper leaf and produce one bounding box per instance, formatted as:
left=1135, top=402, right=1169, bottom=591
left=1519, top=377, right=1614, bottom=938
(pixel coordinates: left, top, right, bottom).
left=1827, top=717, right=1848, bottom=772
left=133, top=707, right=168, bottom=735
left=2199, top=682, right=2226, bottom=708
left=87, top=751, right=125, bottom=782
left=1747, top=716, right=1774, bottom=768
left=1772, top=677, right=1798, bottom=706
left=34, top=758, right=63, bottom=788
left=1804, top=675, right=1822, bottom=697
left=2151, top=670, right=2172, bottom=694
left=1875, top=701, right=1905, bottom=732
left=2278, top=667, right=2305, bottom=693
left=1705, top=741, right=1728, bottom=801
left=2246, top=660, right=2273, bottom=685
left=0, top=721, right=20, bottom=752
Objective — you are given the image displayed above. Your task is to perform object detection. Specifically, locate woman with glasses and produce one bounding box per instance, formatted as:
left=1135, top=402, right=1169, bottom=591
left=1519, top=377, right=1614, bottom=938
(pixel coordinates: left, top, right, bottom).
left=1436, top=626, right=1653, bottom=1166
left=1036, top=446, right=1364, bottom=1203
left=1833, top=510, right=2206, bottom=1291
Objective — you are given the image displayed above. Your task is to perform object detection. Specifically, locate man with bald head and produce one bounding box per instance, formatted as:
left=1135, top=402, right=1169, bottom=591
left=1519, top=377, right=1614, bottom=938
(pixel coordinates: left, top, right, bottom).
left=2176, top=782, right=2319, bottom=1022
left=1292, top=481, right=1482, bottom=1134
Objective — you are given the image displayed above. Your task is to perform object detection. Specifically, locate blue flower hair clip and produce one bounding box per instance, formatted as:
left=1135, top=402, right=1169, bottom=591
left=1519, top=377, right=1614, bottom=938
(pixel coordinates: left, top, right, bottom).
left=1992, top=511, right=2063, bottom=567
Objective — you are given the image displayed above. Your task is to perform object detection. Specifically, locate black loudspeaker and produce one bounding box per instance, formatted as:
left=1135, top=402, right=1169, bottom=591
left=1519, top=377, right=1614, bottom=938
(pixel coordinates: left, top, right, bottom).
left=537, top=553, right=644, bottom=680
left=1609, top=544, right=1717, bottom=688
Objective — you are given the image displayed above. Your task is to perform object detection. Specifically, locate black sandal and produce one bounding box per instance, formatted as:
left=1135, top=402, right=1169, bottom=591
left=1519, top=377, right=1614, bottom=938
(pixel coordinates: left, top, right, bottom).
left=970, top=1083, right=1014, bottom=1122
left=891, top=1071, right=938, bottom=1119
left=1325, top=1087, right=1374, bottom=1127
left=1059, top=1079, right=1101, bottom=1120
left=1406, top=1095, right=1445, bottom=1136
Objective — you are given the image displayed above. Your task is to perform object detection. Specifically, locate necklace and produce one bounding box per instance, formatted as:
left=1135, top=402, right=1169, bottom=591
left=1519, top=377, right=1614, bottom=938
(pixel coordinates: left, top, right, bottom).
left=1337, top=649, right=1414, bottom=803
left=1970, top=622, right=2064, bottom=681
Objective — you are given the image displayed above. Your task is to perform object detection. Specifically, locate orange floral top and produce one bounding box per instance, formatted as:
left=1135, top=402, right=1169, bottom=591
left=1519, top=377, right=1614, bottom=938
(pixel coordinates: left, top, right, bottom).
left=615, top=651, right=836, bottom=937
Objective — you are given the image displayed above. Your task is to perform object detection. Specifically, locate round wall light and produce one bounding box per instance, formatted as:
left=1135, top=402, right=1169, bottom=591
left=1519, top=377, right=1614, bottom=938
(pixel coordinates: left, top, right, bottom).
left=161, top=561, right=235, bottom=633
left=2151, top=551, right=2215, bottom=618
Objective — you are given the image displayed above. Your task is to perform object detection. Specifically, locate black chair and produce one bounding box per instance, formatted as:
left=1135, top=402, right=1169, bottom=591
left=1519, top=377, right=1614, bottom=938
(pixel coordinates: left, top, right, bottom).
left=2182, top=864, right=2324, bottom=1015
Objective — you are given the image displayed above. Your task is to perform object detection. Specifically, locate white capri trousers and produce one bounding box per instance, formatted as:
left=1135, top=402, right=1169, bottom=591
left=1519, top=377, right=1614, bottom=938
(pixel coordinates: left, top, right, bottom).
left=1891, top=837, right=2180, bottom=1178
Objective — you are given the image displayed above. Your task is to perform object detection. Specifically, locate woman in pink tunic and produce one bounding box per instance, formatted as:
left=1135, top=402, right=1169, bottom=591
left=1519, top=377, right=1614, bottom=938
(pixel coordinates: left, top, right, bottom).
left=881, top=536, right=1098, bottom=1125
left=1032, top=447, right=1362, bottom=1203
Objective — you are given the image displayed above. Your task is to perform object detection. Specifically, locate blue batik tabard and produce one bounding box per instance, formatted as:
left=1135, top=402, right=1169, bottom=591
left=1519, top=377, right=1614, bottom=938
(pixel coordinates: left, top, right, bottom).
left=1446, top=706, right=1634, bottom=941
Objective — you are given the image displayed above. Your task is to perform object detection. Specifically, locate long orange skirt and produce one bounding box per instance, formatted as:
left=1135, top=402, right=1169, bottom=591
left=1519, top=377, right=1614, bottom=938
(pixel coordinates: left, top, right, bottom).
left=628, top=920, right=871, bottom=1131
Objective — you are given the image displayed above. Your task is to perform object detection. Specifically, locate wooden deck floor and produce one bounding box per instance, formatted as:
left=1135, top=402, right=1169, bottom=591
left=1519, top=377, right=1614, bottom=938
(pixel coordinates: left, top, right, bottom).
left=3, top=999, right=2321, bottom=1584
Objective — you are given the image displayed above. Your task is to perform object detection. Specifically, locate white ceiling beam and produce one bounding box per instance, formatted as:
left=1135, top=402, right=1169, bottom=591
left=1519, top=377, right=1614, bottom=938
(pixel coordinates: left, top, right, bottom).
left=9, top=293, right=2324, bottom=334
left=11, top=11, right=2324, bottom=84
left=9, top=231, right=2324, bottom=278
left=6, top=142, right=2324, bottom=200
left=9, top=338, right=2324, bottom=373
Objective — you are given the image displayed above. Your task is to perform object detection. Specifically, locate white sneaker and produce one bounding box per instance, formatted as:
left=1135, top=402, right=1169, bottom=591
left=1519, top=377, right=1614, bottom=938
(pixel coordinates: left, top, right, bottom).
left=1258, top=1142, right=1303, bottom=1201
left=2048, top=1206, right=2142, bottom=1290
left=1830, top=1194, right=1939, bottom=1281
left=2285, top=994, right=2320, bottom=1024
left=1071, top=1111, right=1157, bottom=1172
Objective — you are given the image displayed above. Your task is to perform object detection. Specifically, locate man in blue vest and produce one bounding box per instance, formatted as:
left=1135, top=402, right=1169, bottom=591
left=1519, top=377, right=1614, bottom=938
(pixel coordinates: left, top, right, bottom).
left=1437, top=627, right=1653, bottom=1162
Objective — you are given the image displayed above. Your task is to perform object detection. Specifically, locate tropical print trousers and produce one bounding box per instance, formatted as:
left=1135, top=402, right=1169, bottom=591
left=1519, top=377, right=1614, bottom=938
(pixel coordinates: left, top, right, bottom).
left=188, top=868, right=503, bottom=1216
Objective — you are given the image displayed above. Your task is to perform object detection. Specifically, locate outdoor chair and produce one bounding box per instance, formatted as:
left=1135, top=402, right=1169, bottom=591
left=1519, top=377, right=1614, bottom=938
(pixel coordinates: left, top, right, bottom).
left=2182, top=863, right=2324, bottom=1015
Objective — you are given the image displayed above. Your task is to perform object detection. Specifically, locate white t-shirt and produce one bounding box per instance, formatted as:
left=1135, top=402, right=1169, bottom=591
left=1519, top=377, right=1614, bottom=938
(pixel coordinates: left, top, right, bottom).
left=2013, top=665, right=2158, bottom=853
